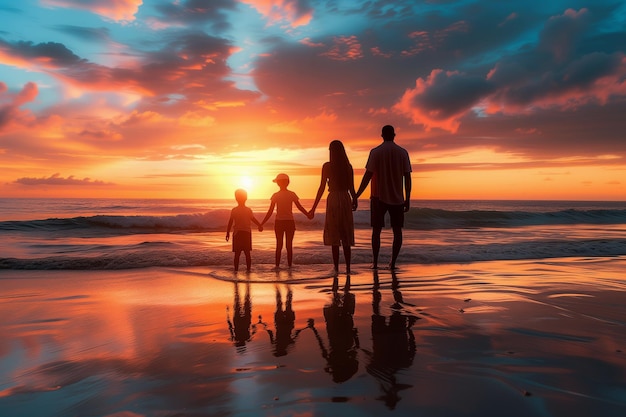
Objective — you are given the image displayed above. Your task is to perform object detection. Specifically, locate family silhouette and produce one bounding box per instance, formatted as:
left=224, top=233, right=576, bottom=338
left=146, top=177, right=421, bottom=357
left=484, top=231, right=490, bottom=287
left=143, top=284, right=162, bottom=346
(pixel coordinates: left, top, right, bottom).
left=224, top=269, right=419, bottom=406
left=225, top=124, right=412, bottom=273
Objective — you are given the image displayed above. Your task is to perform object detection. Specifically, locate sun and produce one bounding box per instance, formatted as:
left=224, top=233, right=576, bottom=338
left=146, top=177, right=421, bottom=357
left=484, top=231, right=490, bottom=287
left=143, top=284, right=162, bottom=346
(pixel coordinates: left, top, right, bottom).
left=238, top=175, right=254, bottom=189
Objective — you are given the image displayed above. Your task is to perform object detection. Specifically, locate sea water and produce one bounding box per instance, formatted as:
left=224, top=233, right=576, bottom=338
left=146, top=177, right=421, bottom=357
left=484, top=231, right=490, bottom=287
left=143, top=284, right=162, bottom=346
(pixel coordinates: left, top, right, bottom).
left=1, top=198, right=626, bottom=269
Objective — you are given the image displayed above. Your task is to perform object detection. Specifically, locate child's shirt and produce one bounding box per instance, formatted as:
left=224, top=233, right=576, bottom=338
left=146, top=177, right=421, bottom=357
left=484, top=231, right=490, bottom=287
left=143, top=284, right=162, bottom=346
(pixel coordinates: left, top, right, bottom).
left=230, top=205, right=254, bottom=232
left=270, top=190, right=300, bottom=221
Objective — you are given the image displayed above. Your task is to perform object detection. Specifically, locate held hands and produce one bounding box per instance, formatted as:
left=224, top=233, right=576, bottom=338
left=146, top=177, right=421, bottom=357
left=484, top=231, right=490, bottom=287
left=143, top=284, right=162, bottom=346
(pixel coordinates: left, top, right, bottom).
left=307, top=210, right=315, bottom=220
left=352, top=196, right=358, bottom=211
left=258, top=225, right=263, bottom=232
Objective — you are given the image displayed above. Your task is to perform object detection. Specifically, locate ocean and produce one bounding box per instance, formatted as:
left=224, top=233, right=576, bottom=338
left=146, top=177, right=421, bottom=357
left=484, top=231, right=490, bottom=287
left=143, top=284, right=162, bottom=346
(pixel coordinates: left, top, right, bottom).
left=2, top=198, right=626, bottom=417
left=2, top=198, right=626, bottom=270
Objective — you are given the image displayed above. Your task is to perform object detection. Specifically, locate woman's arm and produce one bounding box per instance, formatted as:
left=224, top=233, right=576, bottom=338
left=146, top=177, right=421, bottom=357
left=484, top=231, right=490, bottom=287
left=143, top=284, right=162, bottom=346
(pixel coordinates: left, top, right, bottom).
left=310, top=163, right=329, bottom=216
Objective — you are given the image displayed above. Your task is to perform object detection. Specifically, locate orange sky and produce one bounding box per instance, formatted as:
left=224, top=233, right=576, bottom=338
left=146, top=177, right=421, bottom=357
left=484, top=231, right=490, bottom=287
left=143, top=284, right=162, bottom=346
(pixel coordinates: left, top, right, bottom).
left=1, top=1, right=625, bottom=200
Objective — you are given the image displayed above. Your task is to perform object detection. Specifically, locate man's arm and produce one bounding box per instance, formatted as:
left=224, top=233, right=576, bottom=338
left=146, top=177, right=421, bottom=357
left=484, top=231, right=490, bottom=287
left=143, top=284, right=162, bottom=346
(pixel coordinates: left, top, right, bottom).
left=403, top=172, right=412, bottom=212
left=355, top=170, right=373, bottom=199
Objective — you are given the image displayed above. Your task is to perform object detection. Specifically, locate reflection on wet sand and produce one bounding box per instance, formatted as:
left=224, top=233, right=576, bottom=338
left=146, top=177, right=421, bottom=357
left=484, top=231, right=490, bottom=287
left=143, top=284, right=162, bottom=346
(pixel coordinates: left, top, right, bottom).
left=259, top=283, right=310, bottom=357
left=309, top=275, right=360, bottom=383
left=364, top=270, right=418, bottom=409
left=227, top=280, right=257, bottom=352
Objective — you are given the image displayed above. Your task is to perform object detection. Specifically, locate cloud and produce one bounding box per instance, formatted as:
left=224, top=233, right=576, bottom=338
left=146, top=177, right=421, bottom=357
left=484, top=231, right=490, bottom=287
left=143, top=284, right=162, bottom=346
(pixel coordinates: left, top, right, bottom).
left=241, top=0, right=314, bottom=27
left=152, top=0, right=237, bottom=31
left=0, top=31, right=242, bottom=102
left=321, top=36, right=364, bottom=61
left=0, top=40, right=84, bottom=70
left=0, top=82, right=38, bottom=128
left=392, top=8, right=626, bottom=133
left=42, top=0, right=142, bottom=22
left=14, top=173, right=114, bottom=186
left=394, top=70, right=495, bottom=132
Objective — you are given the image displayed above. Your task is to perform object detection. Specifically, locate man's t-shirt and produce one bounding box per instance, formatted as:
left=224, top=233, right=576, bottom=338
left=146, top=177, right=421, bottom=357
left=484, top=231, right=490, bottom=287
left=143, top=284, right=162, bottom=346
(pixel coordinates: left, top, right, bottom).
left=365, top=141, right=412, bottom=205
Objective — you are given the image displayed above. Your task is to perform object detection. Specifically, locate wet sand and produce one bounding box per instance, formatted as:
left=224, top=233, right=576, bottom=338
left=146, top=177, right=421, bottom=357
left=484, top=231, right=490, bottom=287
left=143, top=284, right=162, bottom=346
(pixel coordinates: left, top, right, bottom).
left=1, top=257, right=626, bottom=417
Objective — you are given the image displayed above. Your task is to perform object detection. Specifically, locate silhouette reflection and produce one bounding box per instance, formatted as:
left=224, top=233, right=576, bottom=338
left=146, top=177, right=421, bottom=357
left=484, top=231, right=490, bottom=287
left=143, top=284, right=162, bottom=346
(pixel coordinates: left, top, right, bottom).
left=364, top=270, right=417, bottom=409
left=226, top=280, right=258, bottom=353
left=258, top=283, right=310, bottom=357
left=309, top=275, right=360, bottom=383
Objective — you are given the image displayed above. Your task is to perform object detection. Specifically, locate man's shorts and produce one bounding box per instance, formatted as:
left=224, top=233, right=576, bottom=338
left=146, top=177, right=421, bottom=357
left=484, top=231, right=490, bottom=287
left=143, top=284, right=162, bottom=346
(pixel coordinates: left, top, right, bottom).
left=370, top=197, right=404, bottom=229
left=274, top=219, right=296, bottom=234
left=232, top=231, right=252, bottom=253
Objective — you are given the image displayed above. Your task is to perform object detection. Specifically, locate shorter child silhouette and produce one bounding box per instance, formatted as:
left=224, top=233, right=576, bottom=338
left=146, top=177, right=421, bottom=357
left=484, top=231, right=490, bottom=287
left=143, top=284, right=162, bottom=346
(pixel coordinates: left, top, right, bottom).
left=226, top=189, right=263, bottom=272
left=261, top=173, right=309, bottom=268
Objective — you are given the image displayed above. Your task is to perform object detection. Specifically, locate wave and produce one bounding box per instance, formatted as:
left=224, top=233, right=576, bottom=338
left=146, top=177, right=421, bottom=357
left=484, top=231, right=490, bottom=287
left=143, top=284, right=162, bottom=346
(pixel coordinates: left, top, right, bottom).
left=2, top=208, right=626, bottom=236
left=2, top=237, right=626, bottom=270
left=405, top=207, right=626, bottom=229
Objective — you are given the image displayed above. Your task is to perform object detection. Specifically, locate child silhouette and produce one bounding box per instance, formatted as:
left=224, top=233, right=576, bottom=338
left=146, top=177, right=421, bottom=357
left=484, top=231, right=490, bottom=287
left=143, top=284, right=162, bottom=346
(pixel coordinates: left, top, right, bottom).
left=261, top=173, right=309, bottom=268
left=226, top=188, right=263, bottom=272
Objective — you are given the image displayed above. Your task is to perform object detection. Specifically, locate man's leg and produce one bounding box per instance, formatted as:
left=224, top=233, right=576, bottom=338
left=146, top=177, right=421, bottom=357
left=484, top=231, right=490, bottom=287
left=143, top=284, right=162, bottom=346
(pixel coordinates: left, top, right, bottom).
left=371, top=226, right=382, bottom=269
left=390, top=226, right=403, bottom=269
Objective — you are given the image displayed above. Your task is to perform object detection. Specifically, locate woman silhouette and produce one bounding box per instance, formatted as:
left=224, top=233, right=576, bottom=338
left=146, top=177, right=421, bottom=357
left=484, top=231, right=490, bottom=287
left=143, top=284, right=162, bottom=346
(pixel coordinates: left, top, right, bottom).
left=309, top=140, right=357, bottom=274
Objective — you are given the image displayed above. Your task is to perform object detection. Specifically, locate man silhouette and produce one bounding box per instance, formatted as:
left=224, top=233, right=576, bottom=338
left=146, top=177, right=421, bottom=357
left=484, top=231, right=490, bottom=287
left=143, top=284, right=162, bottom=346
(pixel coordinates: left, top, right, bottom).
left=355, top=125, right=412, bottom=269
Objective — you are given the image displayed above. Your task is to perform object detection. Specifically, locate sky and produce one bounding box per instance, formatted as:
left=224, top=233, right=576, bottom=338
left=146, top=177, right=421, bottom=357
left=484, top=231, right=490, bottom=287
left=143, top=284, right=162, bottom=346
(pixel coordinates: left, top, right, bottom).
left=1, top=0, right=626, bottom=201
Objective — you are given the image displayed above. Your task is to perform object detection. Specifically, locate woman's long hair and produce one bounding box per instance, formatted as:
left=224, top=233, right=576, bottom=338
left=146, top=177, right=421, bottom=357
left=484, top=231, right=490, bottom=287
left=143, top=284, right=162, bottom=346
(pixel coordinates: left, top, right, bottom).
left=329, top=140, right=352, bottom=189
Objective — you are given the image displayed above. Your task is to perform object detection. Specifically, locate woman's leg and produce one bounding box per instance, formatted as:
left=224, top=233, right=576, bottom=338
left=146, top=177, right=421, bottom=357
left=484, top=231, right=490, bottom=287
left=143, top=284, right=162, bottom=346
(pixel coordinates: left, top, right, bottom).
left=332, top=245, right=340, bottom=272
left=342, top=241, right=351, bottom=274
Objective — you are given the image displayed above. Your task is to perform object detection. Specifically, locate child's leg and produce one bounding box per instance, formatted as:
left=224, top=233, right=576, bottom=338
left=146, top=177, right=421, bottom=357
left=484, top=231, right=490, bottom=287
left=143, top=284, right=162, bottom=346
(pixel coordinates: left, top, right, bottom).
left=285, top=229, right=295, bottom=267
left=244, top=250, right=251, bottom=272
left=274, top=228, right=284, bottom=267
left=234, top=251, right=241, bottom=271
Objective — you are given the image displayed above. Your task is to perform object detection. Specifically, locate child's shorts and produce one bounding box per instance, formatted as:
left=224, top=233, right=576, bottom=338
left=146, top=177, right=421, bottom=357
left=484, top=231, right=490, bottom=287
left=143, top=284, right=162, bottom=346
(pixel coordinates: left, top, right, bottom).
left=232, top=231, right=252, bottom=252
left=274, top=219, right=296, bottom=234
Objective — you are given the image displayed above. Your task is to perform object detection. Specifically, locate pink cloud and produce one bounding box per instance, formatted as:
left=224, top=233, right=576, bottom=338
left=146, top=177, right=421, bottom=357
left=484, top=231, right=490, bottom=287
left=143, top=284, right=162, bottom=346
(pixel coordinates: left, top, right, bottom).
left=393, top=69, right=493, bottom=132
left=321, top=36, right=363, bottom=61
left=0, top=82, right=38, bottom=129
left=241, top=0, right=313, bottom=28
left=42, top=0, right=142, bottom=22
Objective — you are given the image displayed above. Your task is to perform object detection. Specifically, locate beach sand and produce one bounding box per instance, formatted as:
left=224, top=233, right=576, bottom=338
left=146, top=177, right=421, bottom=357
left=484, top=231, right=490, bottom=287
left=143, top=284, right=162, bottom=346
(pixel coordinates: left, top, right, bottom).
left=1, top=257, right=625, bottom=417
